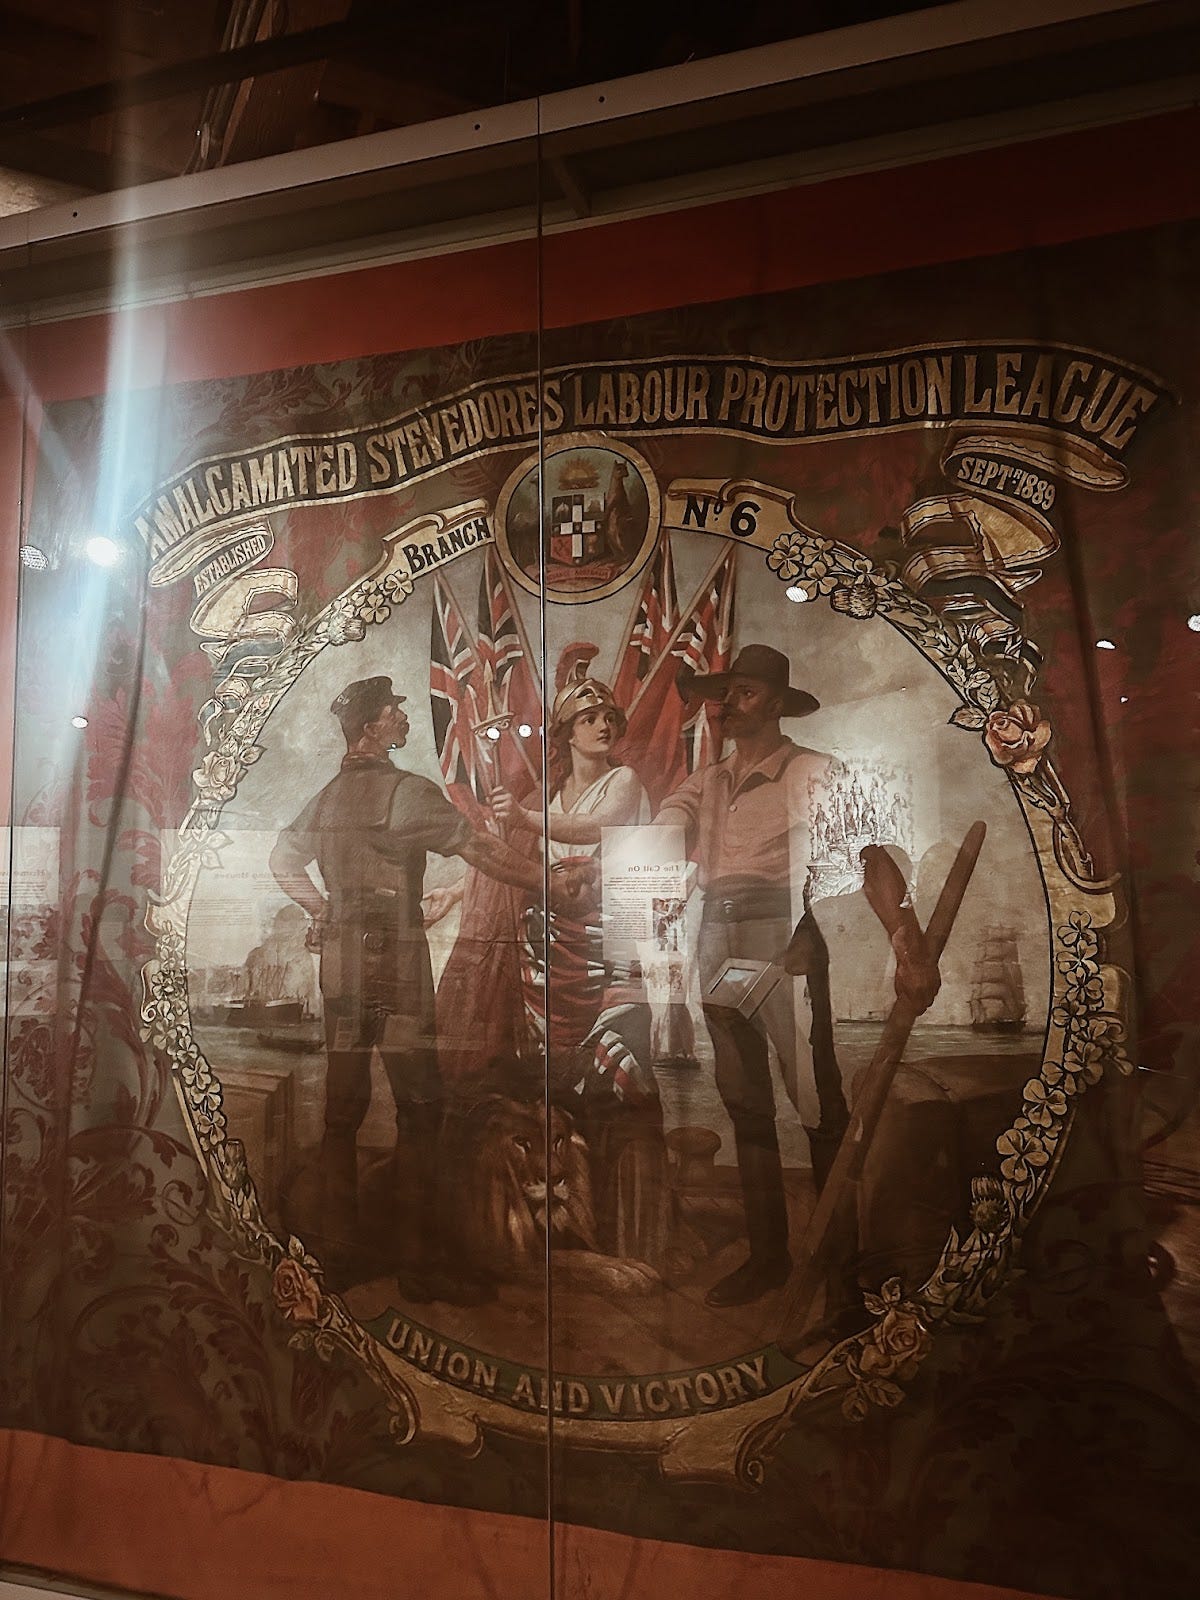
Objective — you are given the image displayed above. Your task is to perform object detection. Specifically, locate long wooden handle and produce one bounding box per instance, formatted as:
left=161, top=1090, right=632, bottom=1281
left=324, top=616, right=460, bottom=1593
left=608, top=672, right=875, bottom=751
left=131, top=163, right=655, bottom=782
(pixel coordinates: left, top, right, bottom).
left=925, top=821, right=988, bottom=959
left=777, top=820, right=987, bottom=1343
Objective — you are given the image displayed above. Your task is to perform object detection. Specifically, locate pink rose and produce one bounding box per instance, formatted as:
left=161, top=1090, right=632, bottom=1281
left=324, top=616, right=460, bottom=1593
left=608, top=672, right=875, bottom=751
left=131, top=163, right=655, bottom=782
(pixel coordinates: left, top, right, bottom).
left=273, top=1258, right=321, bottom=1324
left=984, top=702, right=1051, bottom=775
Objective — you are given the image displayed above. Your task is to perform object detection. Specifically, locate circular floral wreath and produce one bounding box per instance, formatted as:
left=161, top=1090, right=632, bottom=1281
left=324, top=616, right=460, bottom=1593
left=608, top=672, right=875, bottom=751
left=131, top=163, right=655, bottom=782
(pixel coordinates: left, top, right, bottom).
left=739, top=530, right=1131, bottom=1479
left=138, top=525, right=1132, bottom=1468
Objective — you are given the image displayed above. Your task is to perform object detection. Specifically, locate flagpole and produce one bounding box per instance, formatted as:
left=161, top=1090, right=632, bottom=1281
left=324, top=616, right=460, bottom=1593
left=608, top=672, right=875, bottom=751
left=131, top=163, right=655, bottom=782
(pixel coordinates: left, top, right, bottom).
left=626, top=540, right=733, bottom=719
left=612, top=535, right=659, bottom=685
left=487, top=549, right=541, bottom=785
left=491, top=547, right=541, bottom=692
left=430, top=573, right=490, bottom=823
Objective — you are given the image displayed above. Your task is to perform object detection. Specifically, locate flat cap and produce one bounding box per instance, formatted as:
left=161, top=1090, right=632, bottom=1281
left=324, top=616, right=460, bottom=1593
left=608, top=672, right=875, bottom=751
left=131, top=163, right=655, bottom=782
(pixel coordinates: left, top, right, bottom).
left=330, top=675, right=404, bottom=723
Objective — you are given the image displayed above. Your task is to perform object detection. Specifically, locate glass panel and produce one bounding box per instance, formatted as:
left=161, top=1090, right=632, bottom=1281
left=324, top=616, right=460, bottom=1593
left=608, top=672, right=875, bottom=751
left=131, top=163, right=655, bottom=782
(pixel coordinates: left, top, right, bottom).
left=2, top=104, right=1197, bottom=1600
left=0, top=280, right=30, bottom=1413
left=2, top=137, right=555, bottom=1595
left=530, top=150, right=1154, bottom=1581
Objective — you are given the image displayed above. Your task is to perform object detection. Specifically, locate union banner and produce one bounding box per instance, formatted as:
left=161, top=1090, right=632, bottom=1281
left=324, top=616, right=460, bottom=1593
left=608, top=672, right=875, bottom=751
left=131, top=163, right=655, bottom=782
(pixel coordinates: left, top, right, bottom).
left=4, top=201, right=1198, bottom=1600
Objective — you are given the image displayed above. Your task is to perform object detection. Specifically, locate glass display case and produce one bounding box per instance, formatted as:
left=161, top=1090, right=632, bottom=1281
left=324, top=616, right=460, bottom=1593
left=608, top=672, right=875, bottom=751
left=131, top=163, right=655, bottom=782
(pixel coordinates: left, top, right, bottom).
left=1, top=25, right=1198, bottom=1600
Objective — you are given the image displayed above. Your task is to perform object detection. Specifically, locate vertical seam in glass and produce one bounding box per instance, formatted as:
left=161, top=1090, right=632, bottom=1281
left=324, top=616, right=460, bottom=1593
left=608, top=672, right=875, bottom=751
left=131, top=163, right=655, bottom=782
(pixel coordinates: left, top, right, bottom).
left=0, top=273, right=29, bottom=1338
left=534, top=93, right=557, bottom=1600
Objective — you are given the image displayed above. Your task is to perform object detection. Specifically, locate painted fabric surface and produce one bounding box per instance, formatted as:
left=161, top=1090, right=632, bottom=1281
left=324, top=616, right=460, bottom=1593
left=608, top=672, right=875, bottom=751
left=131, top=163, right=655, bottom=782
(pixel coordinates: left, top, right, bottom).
left=2, top=217, right=1198, bottom=1600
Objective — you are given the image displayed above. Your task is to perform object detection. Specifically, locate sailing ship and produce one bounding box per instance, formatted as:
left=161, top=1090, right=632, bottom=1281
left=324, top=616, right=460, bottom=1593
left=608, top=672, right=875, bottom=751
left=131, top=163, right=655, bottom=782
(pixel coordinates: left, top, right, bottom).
left=970, top=926, right=1026, bottom=1033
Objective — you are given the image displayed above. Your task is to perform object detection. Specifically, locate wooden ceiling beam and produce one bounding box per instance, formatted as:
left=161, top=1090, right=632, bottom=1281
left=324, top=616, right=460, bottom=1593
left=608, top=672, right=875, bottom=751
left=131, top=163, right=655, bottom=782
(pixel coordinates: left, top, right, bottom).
left=0, top=130, right=174, bottom=191
left=213, top=0, right=353, bottom=167
left=0, top=17, right=359, bottom=136
left=0, top=0, right=132, bottom=36
left=317, top=59, right=478, bottom=125
left=0, top=0, right=227, bottom=64
left=0, top=14, right=159, bottom=99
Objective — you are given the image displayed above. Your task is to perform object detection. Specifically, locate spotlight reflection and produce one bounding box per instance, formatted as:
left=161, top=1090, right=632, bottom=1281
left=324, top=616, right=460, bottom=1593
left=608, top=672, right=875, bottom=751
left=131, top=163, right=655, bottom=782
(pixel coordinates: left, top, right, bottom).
left=85, top=536, right=121, bottom=567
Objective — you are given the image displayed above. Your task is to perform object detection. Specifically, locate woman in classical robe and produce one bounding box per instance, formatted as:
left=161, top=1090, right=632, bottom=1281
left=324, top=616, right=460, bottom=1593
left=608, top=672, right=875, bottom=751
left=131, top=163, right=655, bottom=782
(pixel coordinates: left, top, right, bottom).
left=490, top=644, right=673, bottom=1271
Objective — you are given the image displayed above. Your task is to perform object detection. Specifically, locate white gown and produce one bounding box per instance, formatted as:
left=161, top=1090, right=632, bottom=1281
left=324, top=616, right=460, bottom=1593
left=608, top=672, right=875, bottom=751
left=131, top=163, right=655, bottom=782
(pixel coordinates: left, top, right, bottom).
left=547, top=766, right=650, bottom=864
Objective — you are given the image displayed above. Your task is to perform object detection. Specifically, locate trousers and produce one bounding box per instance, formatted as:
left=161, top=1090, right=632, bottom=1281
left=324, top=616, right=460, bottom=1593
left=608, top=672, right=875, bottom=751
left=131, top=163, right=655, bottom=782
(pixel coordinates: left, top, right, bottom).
left=697, top=911, right=817, bottom=1127
left=322, top=1001, right=442, bottom=1133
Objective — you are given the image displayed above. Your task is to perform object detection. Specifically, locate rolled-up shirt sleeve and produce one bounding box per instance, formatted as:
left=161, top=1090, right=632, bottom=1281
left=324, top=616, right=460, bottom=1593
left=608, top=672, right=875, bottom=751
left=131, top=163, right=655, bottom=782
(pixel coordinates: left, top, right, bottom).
left=272, top=796, right=321, bottom=875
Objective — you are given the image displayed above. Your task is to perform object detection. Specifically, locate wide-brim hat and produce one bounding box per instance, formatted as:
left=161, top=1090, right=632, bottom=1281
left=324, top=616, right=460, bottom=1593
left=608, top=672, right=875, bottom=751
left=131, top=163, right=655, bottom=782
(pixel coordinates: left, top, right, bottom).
left=330, top=675, right=405, bottom=724
left=689, top=643, right=818, bottom=718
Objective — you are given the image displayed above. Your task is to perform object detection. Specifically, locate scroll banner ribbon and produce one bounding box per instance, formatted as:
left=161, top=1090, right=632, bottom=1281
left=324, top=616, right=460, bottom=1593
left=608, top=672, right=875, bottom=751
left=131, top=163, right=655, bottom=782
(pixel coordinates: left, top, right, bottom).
left=147, top=502, right=496, bottom=699
left=128, top=347, right=1170, bottom=576
left=146, top=515, right=300, bottom=682
left=902, top=421, right=1131, bottom=654
left=659, top=479, right=817, bottom=551
left=658, top=473, right=848, bottom=635
left=662, top=408, right=1137, bottom=661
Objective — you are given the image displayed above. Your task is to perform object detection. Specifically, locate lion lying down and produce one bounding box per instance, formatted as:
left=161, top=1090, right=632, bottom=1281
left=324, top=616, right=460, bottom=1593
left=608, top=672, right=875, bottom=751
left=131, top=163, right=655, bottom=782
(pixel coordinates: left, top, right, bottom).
left=440, top=1096, right=662, bottom=1297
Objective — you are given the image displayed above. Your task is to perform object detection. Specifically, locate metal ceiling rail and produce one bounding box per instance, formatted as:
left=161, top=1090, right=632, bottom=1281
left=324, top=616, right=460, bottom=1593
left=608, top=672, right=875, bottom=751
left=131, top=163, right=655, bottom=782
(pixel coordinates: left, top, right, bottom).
left=0, top=0, right=1195, bottom=322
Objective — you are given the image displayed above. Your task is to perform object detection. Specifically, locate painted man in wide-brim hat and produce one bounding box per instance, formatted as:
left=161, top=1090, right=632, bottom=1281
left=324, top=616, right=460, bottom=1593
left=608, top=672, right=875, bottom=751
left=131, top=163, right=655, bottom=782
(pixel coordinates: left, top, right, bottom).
left=270, top=674, right=585, bottom=1298
left=654, top=643, right=848, bottom=1307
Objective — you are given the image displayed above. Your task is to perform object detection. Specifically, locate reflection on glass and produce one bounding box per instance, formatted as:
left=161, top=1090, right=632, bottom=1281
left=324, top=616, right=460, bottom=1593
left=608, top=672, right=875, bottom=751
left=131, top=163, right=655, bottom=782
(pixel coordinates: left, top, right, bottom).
left=524, top=529, right=1050, bottom=1403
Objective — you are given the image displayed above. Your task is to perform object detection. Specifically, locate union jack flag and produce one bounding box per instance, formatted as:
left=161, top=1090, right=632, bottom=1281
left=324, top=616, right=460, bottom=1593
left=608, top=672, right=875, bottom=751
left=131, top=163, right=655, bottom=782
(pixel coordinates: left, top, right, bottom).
left=612, top=534, right=679, bottom=709
left=430, top=575, right=485, bottom=818
left=677, top=546, right=737, bottom=772
left=620, top=544, right=739, bottom=807
left=589, top=1027, right=656, bottom=1106
left=476, top=546, right=526, bottom=705
left=435, top=554, right=539, bottom=1083
left=476, top=546, right=540, bottom=790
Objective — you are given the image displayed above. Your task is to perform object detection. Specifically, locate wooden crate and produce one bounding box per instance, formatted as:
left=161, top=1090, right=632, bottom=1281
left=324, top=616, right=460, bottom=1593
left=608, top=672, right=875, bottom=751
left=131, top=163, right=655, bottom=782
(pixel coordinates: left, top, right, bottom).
left=220, top=1063, right=295, bottom=1219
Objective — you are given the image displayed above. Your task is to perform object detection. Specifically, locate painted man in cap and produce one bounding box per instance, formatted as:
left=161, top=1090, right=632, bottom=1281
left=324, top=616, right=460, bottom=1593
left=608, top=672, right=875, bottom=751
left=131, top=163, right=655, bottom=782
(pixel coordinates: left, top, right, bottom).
left=270, top=674, right=584, bottom=1298
left=653, top=644, right=851, bottom=1307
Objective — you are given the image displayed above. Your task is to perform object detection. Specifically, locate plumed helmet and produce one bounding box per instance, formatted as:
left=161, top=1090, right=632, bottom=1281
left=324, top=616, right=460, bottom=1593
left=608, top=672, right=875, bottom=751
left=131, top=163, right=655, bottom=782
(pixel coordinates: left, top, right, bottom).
left=549, top=658, right=624, bottom=734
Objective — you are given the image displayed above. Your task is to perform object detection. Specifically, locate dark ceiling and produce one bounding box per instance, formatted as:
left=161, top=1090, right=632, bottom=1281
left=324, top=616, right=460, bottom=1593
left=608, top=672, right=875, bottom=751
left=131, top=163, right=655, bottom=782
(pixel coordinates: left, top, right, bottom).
left=0, top=0, right=953, bottom=197
left=3, top=0, right=1198, bottom=317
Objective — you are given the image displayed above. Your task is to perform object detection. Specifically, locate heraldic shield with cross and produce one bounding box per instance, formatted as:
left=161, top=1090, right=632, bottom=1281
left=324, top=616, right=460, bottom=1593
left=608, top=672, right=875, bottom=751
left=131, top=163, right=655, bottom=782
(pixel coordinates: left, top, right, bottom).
left=551, top=490, right=601, bottom=564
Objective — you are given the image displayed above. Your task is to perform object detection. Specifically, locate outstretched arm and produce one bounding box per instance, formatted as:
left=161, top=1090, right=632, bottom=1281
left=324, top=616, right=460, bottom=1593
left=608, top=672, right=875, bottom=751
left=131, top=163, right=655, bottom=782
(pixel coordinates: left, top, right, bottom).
left=490, top=766, right=645, bottom=845
left=457, top=830, right=592, bottom=910
left=457, top=830, right=541, bottom=892
left=652, top=767, right=703, bottom=852
left=422, top=878, right=465, bottom=927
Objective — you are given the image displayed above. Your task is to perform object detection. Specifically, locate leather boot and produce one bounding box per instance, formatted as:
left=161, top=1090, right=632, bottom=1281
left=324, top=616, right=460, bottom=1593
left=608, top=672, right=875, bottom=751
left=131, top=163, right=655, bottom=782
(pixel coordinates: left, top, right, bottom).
left=391, top=1102, right=430, bottom=1277
left=801, top=1121, right=865, bottom=1341
left=310, top=1128, right=368, bottom=1290
left=705, top=1118, right=791, bottom=1307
